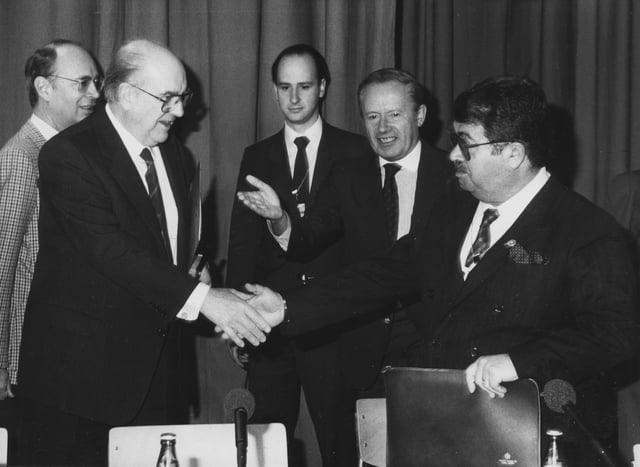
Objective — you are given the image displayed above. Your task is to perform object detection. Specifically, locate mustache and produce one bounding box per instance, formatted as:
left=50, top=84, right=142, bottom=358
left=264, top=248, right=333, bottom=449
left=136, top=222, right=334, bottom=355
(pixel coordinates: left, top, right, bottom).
left=453, top=161, right=467, bottom=173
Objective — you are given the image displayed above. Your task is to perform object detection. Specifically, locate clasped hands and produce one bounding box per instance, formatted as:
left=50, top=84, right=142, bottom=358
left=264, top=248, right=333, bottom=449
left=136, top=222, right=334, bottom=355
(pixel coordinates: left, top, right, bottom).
left=200, top=284, right=285, bottom=348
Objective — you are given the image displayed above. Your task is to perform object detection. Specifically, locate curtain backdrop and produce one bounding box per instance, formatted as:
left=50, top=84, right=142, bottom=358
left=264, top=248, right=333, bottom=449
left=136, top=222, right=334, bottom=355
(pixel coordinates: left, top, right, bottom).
left=399, top=0, right=639, bottom=206
left=0, top=2, right=394, bottom=465
left=2, top=0, right=639, bottom=464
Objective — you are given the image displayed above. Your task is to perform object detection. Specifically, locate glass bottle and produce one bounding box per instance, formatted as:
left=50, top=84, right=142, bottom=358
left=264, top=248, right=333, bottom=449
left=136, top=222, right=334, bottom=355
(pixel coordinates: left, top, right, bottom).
left=156, top=432, right=179, bottom=467
left=543, top=429, right=567, bottom=467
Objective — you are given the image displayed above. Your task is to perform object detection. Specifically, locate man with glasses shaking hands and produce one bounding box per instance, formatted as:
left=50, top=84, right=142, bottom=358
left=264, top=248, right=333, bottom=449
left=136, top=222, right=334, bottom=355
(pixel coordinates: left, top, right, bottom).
left=17, top=39, right=270, bottom=466
left=0, top=39, right=100, bottom=464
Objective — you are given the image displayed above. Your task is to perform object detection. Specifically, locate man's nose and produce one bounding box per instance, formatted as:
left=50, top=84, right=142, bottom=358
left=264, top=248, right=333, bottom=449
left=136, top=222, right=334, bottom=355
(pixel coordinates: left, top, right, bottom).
left=170, top=100, right=185, bottom=118
left=86, top=81, right=100, bottom=99
left=290, top=88, right=300, bottom=104
left=378, top=116, right=389, bottom=132
left=449, top=143, right=463, bottom=162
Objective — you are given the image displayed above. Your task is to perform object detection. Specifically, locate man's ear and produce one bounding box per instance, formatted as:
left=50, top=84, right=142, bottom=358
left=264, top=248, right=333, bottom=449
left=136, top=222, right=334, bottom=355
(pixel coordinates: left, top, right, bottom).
left=318, top=78, right=326, bottom=99
left=34, top=76, right=53, bottom=103
left=118, top=83, right=135, bottom=110
left=416, top=104, right=427, bottom=127
left=505, top=142, right=527, bottom=169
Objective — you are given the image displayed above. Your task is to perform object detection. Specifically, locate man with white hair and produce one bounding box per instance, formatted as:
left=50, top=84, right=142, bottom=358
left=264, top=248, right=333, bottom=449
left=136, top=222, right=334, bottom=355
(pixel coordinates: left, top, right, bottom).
left=18, top=39, right=270, bottom=465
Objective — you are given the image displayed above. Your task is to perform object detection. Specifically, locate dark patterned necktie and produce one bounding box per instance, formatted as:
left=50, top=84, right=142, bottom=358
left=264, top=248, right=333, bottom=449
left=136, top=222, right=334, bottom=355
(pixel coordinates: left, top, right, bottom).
left=292, top=136, right=310, bottom=204
left=140, top=148, right=172, bottom=262
left=465, top=208, right=499, bottom=267
left=382, top=163, right=401, bottom=243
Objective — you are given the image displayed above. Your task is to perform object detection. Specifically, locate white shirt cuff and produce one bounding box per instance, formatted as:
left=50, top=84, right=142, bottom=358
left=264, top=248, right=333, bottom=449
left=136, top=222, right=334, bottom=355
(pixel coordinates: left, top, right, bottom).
left=268, top=217, right=291, bottom=252
left=176, top=282, right=209, bottom=321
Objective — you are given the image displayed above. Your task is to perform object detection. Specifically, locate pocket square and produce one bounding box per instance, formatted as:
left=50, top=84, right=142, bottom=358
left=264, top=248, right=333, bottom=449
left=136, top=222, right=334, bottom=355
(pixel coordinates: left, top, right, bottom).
left=504, top=239, right=549, bottom=265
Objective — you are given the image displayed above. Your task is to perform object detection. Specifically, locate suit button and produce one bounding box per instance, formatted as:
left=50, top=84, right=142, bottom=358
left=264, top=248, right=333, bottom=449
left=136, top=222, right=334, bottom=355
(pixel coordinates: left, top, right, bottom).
left=493, top=305, right=504, bottom=314
left=470, top=347, right=479, bottom=358
left=431, top=339, right=440, bottom=348
left=157, top=328, right=167, bottom=337
left=383, top=317, right=392, bottom=324
left=424, top=288, right=435, bottom=299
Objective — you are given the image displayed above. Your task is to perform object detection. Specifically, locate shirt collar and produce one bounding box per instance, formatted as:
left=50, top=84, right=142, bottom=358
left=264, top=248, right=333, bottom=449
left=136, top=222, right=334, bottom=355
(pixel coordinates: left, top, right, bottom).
left=479, top=166, right=551, bottom=215
left=30, top=113, right=59, bottom=141
left=378, top=140, right=422, bottom=172
left=284, top=115, right=323, bottom=146
left=105, top=103, right=148, bottom=157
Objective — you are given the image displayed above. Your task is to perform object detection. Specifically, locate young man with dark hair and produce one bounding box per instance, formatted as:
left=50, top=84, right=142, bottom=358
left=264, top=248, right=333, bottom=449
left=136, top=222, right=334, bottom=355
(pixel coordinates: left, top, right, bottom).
left=227, top=44, right=368, bottom=466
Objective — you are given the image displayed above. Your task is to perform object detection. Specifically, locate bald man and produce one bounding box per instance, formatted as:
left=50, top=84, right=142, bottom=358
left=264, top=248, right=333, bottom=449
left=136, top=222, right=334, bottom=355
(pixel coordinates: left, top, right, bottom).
left=18, top=39, right=269, bottom=465
left=0, top=38, right=100, bottom=465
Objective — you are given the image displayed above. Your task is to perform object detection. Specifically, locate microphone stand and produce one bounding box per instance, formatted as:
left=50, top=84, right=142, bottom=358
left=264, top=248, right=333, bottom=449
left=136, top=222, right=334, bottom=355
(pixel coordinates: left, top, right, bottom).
left=235, top=407, right=248, bottom=467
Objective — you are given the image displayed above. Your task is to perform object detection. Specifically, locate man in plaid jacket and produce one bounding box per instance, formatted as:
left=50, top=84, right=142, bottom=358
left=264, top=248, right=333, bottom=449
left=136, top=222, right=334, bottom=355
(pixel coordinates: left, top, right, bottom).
left=0, top=39, right=100, bottom=461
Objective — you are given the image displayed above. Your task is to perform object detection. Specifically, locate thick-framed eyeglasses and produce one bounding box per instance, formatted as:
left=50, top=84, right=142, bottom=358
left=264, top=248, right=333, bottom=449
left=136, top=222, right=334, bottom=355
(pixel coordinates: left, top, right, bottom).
left=48, top=74, right=104, bottom=93
left=449, top=131, right=511, bottom=161
left=128, top=83, right=193, bottom=113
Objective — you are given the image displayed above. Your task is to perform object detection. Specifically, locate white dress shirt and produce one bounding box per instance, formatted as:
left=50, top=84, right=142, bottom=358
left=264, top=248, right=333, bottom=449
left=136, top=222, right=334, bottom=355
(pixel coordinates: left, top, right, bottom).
left=30, top=114, right=59, bottom=141
left=459, top=167, right=551, bottom=279
left=105, top=104, right=207, bottom=320
left=283, top=116, right=323, bottom=187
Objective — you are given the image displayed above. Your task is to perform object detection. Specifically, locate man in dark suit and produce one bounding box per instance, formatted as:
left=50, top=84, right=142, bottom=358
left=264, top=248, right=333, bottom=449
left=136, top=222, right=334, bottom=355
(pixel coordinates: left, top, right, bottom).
left=245, top=76, right=639, bottom=466
left=237, top=68, right=450, bottom=465
left=226, top=44, right=368, bottom=466
left=18, top=39, right=270, bottom=466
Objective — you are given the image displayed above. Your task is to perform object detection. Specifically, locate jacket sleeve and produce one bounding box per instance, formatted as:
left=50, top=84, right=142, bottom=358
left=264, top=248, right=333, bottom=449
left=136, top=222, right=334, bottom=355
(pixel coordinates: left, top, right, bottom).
left=281, top=233, right=421, bottom=335
left=226, top=147, right=264, bottom=289
left=37, top=135, right=198, bottom=320
left=0, top=145, right=38, bottom=368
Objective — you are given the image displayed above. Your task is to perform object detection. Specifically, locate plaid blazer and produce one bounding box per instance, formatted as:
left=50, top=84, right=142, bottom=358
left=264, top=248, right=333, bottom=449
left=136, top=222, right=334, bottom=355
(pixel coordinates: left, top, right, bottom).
left=0, top=119, right=45, bottom=384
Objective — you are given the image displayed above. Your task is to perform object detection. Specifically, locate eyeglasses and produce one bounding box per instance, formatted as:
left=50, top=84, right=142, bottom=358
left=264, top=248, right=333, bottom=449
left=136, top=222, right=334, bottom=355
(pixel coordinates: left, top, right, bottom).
left=449, top=131, right=512, bottom=161
left=128, top=83, right=193, bottom=113
left=49, top=74, right=104, bottom=93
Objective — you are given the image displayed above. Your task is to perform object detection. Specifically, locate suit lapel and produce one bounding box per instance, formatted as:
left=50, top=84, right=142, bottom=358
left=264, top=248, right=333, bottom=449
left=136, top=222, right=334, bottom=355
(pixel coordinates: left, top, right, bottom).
left=451, top=178, right=559, bottom=306
left=309, top=122, right=338, bottom=202
left=411, top=144, right=450, bottom=235
left=266, top=131, right=301, bottom=220
left=94, top=108, right=167, bottom=254
left=354, top=152, right=388, bottom=234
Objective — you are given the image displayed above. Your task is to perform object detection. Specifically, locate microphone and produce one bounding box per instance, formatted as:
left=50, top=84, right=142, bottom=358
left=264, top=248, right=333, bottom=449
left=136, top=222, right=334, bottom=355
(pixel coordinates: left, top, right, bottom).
left=541, top=379, right=621, bottom=467
left=224, top=388, right=256, bottom=467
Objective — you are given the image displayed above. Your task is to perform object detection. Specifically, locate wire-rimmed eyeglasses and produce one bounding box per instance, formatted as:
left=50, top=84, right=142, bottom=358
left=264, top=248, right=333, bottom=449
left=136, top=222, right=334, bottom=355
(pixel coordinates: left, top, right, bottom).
left=449, top=131, right=512, bottom=161
left=48, top=74, right=104, bottom=93
left=128, top=83, right=193, bottom=113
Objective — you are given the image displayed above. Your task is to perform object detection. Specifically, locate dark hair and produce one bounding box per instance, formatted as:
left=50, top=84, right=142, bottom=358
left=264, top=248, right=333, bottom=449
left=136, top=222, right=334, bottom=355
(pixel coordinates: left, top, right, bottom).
left=271, top=44, right=331, bottom=93
left=357, top=68, right=427, bottom=114
left=453, top=76, right=548, bottom=167
left=24, top=39, right=84, bottom=108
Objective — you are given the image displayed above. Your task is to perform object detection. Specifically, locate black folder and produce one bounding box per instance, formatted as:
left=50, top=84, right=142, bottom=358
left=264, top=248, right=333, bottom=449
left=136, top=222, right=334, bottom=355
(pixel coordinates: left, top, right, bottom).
left=384, top=367, right=540, bottom=467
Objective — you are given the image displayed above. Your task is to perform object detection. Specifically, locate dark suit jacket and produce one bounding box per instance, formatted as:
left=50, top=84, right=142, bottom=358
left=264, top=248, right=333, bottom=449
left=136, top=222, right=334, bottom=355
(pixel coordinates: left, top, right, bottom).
left=286, top=142, right=451, bottom=390
left=283, top=176, right=639, bottom=442
left=19, top=105, right=199, bottom=425
left=226, top=121, right=368, bottom=304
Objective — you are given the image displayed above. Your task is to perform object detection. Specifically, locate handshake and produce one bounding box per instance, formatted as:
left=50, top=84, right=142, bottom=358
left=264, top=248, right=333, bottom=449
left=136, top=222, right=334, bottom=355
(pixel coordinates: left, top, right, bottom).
left=199, top=284, right=286, bottom=348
